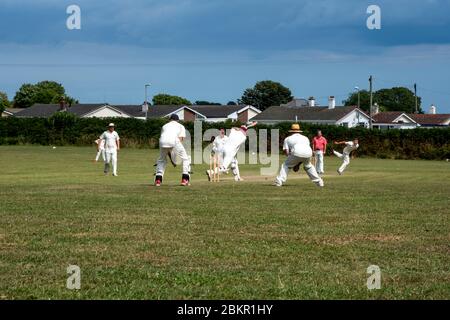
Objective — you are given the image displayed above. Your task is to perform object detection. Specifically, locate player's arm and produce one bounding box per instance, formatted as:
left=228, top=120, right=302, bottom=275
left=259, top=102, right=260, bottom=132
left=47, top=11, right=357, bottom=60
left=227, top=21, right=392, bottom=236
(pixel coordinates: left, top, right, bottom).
left=244, top=121, right=258, bottom=129
left=179, top=126, right=186, bottom=142
left=334, top=141, right=346, bottom=145
left=116, top=138, right=120, bottom=151
left=282, top=138, right=289, bottom=156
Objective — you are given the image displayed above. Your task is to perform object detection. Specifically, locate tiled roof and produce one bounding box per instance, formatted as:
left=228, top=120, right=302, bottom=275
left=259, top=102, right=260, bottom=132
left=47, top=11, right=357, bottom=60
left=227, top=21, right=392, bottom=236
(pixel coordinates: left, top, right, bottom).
left=409, top=114, right=450, bottom=125
left=253, top=106, right=363, bottom=122
left=14, top=104, right=61, bottom=117
left=372, top=112, right=405, bottom=123
left=190, top=105, right=246, bottom=118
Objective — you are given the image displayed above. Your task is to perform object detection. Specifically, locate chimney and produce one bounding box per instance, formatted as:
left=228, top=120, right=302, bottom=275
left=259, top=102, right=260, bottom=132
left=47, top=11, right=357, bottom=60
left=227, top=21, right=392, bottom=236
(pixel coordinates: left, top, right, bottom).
left=429, top=104, right=436, bottom=115
left=328, top=96, right=335, bottom=109
left=372, top=103, right=380, bottom=115
left=308, top=97, right=315, bottom=107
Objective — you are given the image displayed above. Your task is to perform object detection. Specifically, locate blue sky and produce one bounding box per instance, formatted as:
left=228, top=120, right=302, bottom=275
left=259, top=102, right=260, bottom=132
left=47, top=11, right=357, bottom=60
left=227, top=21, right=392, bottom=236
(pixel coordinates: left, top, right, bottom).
left=1, top=0, right=450, bottom=112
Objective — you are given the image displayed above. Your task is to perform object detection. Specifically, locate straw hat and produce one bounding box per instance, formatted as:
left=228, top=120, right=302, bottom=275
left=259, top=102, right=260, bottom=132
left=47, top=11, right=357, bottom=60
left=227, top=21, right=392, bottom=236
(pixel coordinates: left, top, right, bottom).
left=289, top=123, right=303, bottom=133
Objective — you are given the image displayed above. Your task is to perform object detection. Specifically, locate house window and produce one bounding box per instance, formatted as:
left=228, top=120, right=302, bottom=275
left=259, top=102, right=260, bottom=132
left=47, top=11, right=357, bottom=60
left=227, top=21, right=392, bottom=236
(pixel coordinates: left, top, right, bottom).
left=341, top=123, right=349, bottom=128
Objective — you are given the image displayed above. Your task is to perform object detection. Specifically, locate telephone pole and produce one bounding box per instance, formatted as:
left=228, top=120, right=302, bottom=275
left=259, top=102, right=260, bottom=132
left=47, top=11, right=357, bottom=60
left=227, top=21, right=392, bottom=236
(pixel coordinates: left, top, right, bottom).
left=414, top=83, right=418, bottom=114
left=369, top=75, right=373, bottom=129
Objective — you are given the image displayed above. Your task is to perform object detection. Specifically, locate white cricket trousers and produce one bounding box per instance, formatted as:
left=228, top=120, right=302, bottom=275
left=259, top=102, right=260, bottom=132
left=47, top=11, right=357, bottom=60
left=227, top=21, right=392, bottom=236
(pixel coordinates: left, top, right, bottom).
left=104, top=150, right=118, bottom=175
left=333, top=150, right=350, bottom=174
left=275, top=155, right=323, bottom=187
left=96, top=149, right=105, bottom=162
left=219, top=147, right=241, bottom=179
left=314, top=150, right=325, bottom=174
left=156, top=141, right=190, bottom=177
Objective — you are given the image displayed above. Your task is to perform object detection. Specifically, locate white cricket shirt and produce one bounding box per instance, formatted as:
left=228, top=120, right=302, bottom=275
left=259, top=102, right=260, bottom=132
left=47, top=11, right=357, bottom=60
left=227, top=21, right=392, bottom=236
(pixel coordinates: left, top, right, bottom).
left=213, top=135, right=229, bottom=153
left=100, top=131, right=120, bottom=152
left=159, top=121, right=186, bottom=148
left=283, top=133, right=313, bottom=158
left=343, top=141, right=359, bottom=155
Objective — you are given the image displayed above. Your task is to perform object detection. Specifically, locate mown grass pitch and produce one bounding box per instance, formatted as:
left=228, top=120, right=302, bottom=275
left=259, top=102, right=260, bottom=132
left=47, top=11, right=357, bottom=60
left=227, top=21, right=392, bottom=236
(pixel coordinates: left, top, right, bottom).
left=0, top=146, right=449, bottom=299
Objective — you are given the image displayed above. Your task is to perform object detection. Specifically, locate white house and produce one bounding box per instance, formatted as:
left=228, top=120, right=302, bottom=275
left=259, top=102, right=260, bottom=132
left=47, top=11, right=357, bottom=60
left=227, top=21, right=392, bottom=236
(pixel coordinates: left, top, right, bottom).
left=253, top=96, right=371, bottom=128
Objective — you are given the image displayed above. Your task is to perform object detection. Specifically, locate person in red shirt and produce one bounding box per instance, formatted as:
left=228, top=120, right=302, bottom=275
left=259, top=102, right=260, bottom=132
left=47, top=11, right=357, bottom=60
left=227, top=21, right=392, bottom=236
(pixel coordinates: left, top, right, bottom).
left=312, top=130, right=328, bottom=175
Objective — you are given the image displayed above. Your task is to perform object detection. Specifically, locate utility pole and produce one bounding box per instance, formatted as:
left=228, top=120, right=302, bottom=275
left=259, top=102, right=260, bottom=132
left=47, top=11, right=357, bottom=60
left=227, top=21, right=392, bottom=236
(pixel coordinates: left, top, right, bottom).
left=369, top=75, right=373, bottom=129
left=414, top=83, right=418, bottom=114
left=144, top=84, right=151, bottom=119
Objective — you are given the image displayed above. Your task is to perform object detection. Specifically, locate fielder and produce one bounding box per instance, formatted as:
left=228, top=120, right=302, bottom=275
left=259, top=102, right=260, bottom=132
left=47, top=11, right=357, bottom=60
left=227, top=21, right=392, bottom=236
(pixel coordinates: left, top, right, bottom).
left=206, top=121, right=257, bottom=182
left=100, top=123, right=120, bottom=176
left=332, top=139, right=359, bottom=175
left=312, top=130, right=328, bottom=175
left=155, top=114, right=191, bottom=187
left=94, top=138, right=105, bottom=162
left=211, top=128, right=228, bottom=167
left=274, top=124, right=324, bottom=187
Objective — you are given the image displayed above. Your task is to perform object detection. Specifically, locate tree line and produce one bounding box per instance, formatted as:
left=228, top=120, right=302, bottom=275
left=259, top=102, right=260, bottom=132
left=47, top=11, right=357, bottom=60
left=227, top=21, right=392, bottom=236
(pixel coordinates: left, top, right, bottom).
left=1, top=80, right=422, bottom=113
left=0, top=114, right=448, bottom=160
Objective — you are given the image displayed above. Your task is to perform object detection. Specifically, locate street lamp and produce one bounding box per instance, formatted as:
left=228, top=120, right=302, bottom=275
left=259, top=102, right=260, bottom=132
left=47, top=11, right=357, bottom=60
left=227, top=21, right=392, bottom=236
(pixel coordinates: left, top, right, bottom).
left=354, top=86, right=360, bottom=109
left=144, top=84, right=151, bottom=119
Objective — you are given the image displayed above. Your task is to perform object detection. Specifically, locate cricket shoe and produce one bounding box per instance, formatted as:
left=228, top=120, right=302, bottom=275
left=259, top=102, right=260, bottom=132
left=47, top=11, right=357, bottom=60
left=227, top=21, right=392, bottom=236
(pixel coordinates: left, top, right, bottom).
left=337, top=169, right=342, bottom=176
left=181, top=179, right=190, bottom=186
left=273, top=182, right=282, bottom=187
left=234, top=176, right=244, bottom=182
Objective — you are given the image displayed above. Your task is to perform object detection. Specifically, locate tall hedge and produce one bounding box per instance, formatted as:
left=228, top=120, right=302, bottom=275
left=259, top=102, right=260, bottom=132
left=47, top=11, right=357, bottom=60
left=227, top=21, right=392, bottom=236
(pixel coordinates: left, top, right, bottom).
left=0, top=114, right=449, bottom=160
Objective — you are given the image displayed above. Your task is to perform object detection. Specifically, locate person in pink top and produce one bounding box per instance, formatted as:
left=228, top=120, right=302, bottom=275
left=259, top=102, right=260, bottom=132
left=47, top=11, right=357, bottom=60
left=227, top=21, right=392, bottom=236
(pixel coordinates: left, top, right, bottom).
left=312, top=130, right=328, bottom=175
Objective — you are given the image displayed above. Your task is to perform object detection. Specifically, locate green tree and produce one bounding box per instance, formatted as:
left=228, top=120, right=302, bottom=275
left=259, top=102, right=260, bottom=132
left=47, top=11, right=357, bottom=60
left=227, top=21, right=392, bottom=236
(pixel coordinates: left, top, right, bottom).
left=238, top=80, right=293, bottom=111
left=227, top=101, right=237, bottom=105
left=375, top=87, right=422, bottom=113
left=13, top=84, right=38, bottom=108
left=13, top=81, right=77, bottom=108
left=343, top=90, right=372, bottom=112
left=194, top=100, right=221, bottom=105
left=0, top=91, right=11, bottom=113
left=50, top=94, right=79, bottom=106
left=344, top=87, right=422, bottom=113
left=152, top=94, right=191, bottom=105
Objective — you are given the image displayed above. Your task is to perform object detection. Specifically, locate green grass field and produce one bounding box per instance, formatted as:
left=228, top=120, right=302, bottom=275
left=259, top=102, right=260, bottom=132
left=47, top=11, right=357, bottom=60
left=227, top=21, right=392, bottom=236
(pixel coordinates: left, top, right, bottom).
left=0, top=146, right=449, bottom=300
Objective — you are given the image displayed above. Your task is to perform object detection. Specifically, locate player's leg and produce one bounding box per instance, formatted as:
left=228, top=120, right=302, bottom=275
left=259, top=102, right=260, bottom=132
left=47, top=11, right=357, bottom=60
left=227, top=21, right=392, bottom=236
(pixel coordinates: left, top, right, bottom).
left=303, top=158, right=324, bottom=187
left=221, top=148, right=235, bottom=173
left=230, top=157, right=242, bottom=181
left=319, top=150, right=324, bottom=174
left=95, top=149, right=102, bottom=162
left=174, top=142, right=191, bottom=185
left=104, top=152, right=111, bottom=174
left=274, top=155, right=301, bottom=186
left=338, top=154, right=350, bottom=175
left=155, top=148, right=170, bottom=185
left=111, top=151, right=118, bottom=176
left=333, top=150, right=343, bottom=158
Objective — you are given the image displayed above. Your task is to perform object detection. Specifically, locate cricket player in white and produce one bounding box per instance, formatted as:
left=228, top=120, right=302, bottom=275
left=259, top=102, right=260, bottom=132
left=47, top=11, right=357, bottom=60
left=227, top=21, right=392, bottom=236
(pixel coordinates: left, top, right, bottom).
left=100, top=123, right=120, bottom=176
left=206, top=121, right=257, bottom=182
left=275, top=124, right=324, bottom=187
left=333, top=139, right=359, bottom=175
left=155, top=114, right=191, bottom=186
left=212, top=128, right=228, bottom=167
left=94, top=138, right=105, bottom=162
